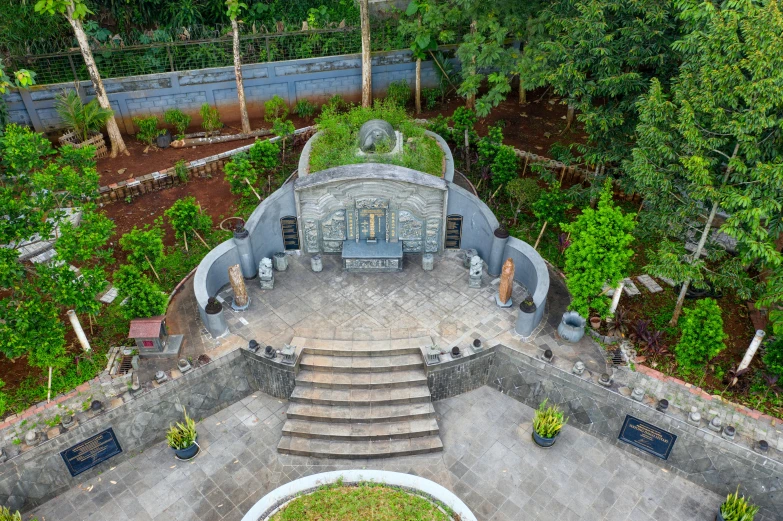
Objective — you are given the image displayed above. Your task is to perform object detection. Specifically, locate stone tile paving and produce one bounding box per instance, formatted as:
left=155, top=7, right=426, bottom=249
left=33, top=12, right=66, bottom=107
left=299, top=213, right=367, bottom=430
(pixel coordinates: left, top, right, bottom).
left=28, top=386, right=743, bottom=521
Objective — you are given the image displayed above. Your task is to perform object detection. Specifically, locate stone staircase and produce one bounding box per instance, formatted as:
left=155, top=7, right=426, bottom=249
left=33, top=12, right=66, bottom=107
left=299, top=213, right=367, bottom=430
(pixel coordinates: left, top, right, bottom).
left=277, top=335, right=443, bottom=458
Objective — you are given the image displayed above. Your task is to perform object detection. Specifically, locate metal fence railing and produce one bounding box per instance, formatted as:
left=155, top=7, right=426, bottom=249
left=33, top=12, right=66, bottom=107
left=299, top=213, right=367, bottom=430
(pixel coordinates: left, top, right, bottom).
left=5, top=22, right=447, bottom=86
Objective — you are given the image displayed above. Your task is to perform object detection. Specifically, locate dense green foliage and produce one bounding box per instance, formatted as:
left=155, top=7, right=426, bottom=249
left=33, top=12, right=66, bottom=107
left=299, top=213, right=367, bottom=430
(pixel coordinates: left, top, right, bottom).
left=164, top=196, right=213, bottom=245
left=490, top=145, right=519, bottom=188
left=133, top=115, right=165, bottom=146
left=119, top=225, right=165, bottom=274
left=762, top=338, right=783, bottom=381
left=674, top=299, right=727, bottom=376
left=55, top=90, right=113, bottom=143
left=293, top=99, right=317, bottom=120
left=309, top=100, right=444, bottom=176
left=385, top=80, right=412, bottom=108
left=532, top=181, right=571, bottom=228
left=199, top=103, right=223, bottom=136
left=113, top=265, right=167, bottom=320
left=164, top=108, right=191, bottom=139
left=224, top=139, right=280, bottom=198
left=264, top=95, right=289, bottom=123
left=562, top=181, right=636, bottom=318
left=533, top=399, right=566, bottom=438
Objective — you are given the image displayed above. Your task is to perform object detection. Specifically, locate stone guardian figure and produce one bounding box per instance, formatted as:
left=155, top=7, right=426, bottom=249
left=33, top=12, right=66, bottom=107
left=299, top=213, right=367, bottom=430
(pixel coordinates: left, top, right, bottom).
left=468, top=255, right=483, bottom=288
left=259, top=257, right=274, bottom=289
left=496, top=258, right=514, bottom=307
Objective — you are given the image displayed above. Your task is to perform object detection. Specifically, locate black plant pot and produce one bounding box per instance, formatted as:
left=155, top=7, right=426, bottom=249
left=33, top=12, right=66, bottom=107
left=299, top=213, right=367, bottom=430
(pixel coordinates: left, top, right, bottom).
left=172, top=439, right=199, bottom=460
left=532, top=430, right=559, bottom=448
left=715, top=510, right=725, bottom=521
left=157, top=130, right=172, bottom=149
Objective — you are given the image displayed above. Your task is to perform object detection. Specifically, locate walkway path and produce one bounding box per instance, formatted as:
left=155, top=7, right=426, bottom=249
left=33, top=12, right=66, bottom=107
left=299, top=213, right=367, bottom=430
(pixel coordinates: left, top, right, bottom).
left=29, top=387, right=734, bottom=521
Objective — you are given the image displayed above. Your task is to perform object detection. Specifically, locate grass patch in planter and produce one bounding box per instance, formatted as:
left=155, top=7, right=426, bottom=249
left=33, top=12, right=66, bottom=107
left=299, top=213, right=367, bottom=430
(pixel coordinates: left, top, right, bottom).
left=309, top=100, right=444, bottom=176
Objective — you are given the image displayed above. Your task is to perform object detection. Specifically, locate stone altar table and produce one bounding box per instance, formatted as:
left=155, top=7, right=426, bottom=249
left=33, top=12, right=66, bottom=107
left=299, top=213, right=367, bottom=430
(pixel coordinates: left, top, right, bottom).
left=342, top=239, right=403, bottom=272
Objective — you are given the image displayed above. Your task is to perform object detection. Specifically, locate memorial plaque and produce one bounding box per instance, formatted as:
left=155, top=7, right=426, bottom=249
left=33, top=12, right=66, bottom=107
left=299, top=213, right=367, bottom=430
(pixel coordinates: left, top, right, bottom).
left=445, top=214, right=463, bottom=249
left=61, top=428, right=122, bottom=477
left=280, top=216, right=299, bottom=250
left=618, top=415, right=676, bottom=460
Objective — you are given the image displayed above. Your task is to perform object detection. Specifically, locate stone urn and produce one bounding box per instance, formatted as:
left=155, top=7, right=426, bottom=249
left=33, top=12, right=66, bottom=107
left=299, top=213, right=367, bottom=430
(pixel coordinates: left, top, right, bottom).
left=273, top=252, right=288, bottom=271
left=557, top=311, right=586, bottom=343
left=311, top=255, right=323, bottom=272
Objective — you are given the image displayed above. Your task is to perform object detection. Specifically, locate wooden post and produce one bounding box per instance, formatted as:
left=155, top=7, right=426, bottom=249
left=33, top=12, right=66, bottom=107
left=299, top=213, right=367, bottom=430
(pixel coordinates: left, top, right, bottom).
left=534, top=221, right=548, bottom=250
left=245, top=178, right=262, bottom=200
left=47, top=367, right=53, bottom=403
left=415, top=58, right=422, bottom=114
left=359, top=0, right=372, bottom=108
left=228, top=264, right=249, bottom=308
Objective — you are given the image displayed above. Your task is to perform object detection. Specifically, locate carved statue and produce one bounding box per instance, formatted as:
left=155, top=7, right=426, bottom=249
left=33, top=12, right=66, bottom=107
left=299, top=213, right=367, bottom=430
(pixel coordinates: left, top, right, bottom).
left=469, top=255, right=483, bottom=288
left=358, top=119, right=396, bottom=152
left=259, top=257, right=274, bottom=289
left=497, top=258, right=515, bottom=307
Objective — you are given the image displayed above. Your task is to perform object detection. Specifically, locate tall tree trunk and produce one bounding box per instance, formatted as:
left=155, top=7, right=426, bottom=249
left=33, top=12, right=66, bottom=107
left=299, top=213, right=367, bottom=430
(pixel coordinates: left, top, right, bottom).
left=466, top=20, right=477, bottom=109
left=232, top=18, right=251, bottom=134
left=670, top=143, right=739, bottom=326
left=415, top=58, right=421, bottom=114
left=519, top=82, right=526, bottom=104
left=359, top=0, right=372, bottom=108
left=563, top=103, right=575, bottom=133
left=66, top=6, right=128, bottom=158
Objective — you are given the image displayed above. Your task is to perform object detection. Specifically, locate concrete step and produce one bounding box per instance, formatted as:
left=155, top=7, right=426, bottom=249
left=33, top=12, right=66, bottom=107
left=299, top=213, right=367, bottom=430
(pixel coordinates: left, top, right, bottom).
left=285, top=402, right=436, bottom=424
left=277, top=434, right=443, bottom=459
left=281, top=417, right=440, bottom=441
left=293, top=336, right=433, bottom=357
left=299, top=353, right=425, bottom=373
left=296, top=369, right=428, bottom=390
left=290, top=384, right=432, bottom=406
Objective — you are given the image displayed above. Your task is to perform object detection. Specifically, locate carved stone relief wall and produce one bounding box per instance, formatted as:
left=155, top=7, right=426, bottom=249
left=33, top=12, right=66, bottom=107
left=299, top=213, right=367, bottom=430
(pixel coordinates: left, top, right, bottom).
left=296, top=178, right=446, bottom=254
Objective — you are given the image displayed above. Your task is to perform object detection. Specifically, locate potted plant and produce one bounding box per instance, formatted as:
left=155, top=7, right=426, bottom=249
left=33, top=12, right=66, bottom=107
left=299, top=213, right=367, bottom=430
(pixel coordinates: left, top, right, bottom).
left=166, top=409, right=199, bottom=460
left=532, top=399, right=566, bottom=448
left=55, top=90, right=111, bottom=158
left=717, top=487, right=758, bottom=521
left=590, top=316, right=601, bottom=329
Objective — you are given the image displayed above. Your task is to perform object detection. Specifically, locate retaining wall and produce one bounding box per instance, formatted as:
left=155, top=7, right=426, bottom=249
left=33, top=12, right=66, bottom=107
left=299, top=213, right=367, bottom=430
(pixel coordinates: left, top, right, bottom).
left=4, top=50, right=440, bottom=134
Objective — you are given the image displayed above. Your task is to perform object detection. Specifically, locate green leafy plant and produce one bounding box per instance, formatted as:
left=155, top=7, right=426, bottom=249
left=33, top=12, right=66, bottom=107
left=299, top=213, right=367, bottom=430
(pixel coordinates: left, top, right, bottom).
left=386, top=79, right=411, bottom=108
left=113, top=264, right=167, bottom=320
left=224, top=154, right=258, bottom=198
left=166, top=408, right=197, bottom=450
left=477, top=124, right=504, bottom=168
left=0, top=506, right=28, bottom=521
left=490, top=145, right=519, bottom=188
left=119, top=225, right=165, bottom=279
left=674, top=298, right=728, bottom=377
left=531, top=182, right=573, bottom=250
left=0, top=379, right=7, bottom=418
left=164, top=196, right=213, bottom=250
left=174, top=159, right=189, bottom=183
left=324, top=94, right=348, bottom=113
left=264, top=95, right=289, bottom=123
left=422, top=87, right=440, bottom=110
left=762, top=337, right=783, bottom=380
left=562, top=180, right=636, bottom=318
left=293, top=99, right=317, bottom=120
left=199, top=103, right=223, bottom=137
left=163, top=108, right=191, bottom=139
left=720, top=487, right=759, bottom=521
left=55, top=90, right=113, bottom=143
left=533, top=399, right=566, bottom=438
left=132, top=115, right=165, bottom=146
left=506, top=178, right=541, bottom=224
left=248, top=139, right=280, bottom=171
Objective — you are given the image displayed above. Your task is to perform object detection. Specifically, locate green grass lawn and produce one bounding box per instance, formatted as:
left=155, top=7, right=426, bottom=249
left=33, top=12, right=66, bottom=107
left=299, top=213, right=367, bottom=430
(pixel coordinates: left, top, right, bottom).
left=269, top=483, right=453, bottom=521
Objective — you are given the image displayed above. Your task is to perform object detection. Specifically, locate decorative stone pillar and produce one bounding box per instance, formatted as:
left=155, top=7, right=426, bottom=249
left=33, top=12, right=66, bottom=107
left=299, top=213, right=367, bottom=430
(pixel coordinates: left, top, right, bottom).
left=204, top=297, right=228, bottom=337
left=514, top=297, right=537, bottom=337
left=229, top=264, right=250, bottom=311
left=233, top=222, right=257, bottom=279
left=488, top=227, right=510, bottom=276
left=422, top=253, right=434, bottom=271
left=273, top=252, right=288, bottom=271
left=496, top=258, right=514, bottom=307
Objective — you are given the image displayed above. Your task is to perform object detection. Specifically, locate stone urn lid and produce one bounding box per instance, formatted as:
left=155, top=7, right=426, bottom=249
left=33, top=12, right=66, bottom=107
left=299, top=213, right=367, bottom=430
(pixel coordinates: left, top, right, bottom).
left=494, top=227, right=509, bottom=239
left=205, top=297, right=222, bottom=314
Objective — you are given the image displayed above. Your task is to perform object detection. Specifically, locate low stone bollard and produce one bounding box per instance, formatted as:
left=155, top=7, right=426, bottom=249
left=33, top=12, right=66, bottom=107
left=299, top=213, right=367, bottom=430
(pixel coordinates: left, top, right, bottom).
left=422, top=253, right=434, bottom=271
left=273, top=252, right=288, bottom=271
left=311, top=255, right=323, bottom=272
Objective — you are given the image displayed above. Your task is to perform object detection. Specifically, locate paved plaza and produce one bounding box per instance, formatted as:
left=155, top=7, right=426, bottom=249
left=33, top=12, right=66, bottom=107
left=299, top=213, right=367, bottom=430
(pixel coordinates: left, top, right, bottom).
left=28, top=386, right=734, bottom=521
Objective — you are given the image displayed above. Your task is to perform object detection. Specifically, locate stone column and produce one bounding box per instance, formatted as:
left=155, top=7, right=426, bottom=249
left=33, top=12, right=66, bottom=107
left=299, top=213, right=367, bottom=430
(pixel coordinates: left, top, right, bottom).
left=229, top=264, right=250, bottom=311
left=203, top=297, right=228, bottom=337
left=488, top=227, right=510, bottom=276
left=496, top=258, right=514, bottom=307
left=233, top=223, right=257, bottom=279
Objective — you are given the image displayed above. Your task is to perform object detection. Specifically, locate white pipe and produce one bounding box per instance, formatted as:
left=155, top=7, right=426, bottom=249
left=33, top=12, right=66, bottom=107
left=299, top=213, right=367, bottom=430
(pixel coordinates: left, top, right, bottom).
left=67, top=310, right=91, bottom=352
left=609, top=282, right=624, bottom=314
left=737, top=330, right=766, bottom=372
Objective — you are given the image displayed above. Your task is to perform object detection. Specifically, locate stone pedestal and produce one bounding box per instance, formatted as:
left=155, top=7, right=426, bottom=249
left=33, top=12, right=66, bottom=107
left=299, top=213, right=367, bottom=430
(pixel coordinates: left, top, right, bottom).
left=204, top=297, right=228, bottom=338
left=488, top=228, right=510, bottom=276
left=422, top=253, right=434, bottom=271
left=273, top=252, right=288, bottom=271
left=233, top=224, right=257, bottom=278
left=311, top=255, right=323, bottom=272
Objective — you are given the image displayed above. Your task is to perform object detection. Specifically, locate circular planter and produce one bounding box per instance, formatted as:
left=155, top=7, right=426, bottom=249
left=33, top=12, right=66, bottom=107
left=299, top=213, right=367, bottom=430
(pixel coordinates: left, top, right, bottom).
left=716, top=510, right=726, bottom=521
left=557, top=311, right=586, bottom=343
left=532, top=430, right=559, bottom=448
left=172, top=438, right=199, bottom=460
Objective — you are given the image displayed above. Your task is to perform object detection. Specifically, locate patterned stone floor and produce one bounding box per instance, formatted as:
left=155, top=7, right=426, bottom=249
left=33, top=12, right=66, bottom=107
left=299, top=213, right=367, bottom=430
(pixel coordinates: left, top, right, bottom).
left=159, top=250, right=608, bottom=380
left=29, top=386, right=734, bottom=521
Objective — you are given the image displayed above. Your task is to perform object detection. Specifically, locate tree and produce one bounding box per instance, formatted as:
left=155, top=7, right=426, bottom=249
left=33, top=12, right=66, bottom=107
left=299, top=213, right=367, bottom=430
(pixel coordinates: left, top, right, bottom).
left=226, top=0, right=251, bottom=134
left=359, top=0, right=372, bottom=107
left=562, top=180, right=636, bottom=317
left=114, top=265, right=167, bottom=320
left=626, top=0, right=783, bottom=325
left=34, top=0, right=130, bottom=157
left=506, top=178, right=541, bottom=225
left=119, top=225, right=165, bottom=281
left=529, top=0, right=680, bottom=165
left=399, top=0, right=460, bottom=114
left=674, top=298, right=727, bottom=376
left=531, top=181, right=572, bottom=249
left=164, top=197, right=213, bottom=251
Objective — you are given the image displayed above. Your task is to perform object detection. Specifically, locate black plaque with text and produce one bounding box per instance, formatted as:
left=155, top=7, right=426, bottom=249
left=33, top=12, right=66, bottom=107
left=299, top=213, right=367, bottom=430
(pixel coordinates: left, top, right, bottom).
left=618, top=415, right=676, bottom=460
left=445, top=215, right=463, bottom=249
left=61, top=428, right=122, bottom=477
left=280, top=216, right=299, bottom=250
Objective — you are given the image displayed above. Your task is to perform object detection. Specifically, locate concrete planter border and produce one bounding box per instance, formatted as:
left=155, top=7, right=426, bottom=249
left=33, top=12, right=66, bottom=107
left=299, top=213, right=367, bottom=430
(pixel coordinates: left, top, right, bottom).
left=240, top=470, right=477, bottom=521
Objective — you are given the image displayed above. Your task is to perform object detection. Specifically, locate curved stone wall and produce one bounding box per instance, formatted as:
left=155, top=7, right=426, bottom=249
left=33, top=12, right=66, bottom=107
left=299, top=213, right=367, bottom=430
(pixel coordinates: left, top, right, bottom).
left=503, top=237, right=549, bottom=326
left=445, top=182, right=499, bottom=262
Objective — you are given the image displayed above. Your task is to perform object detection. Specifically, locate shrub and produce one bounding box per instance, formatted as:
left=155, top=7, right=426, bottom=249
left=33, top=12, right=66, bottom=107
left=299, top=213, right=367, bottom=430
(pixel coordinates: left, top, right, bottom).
left=490, top=145, right=519, bottom=188
left=163, top=108, right=191, bottom=139
left=506, top=178, right=541, bottom=215
left=113, top=265, right=167, bottom=320
left=132, top=115, right=165, bottom=146
left=272, top=118, right=295, bottom=140
left=762, top=337, right=783, bottom=379
left=562, top=180, right=636, bottom=317
left=174, top=159, right=188, bottom=182
left=166, top=409, right=197, bottom=449
left=264, top=95, right=289, bottom=123
left=0, top=123, right=53, bottom=177
left=324, top=94, right=348, bottom=113
left=224, top=153, right=258, bottom=197
left=55, top=90, right=113, bottom=142
left=164, top=196, right=213, bottom=246
left=720, top=487, right=758, bottom=521
left=478, top=125, right=504, bottom=168
left=426, top=115, right=451, bottom=140
left=199, top=103, right=222, bottom=136
left=386, top=79, right=411, bottom=108
left=0, top=379, right=7, bottom=418
left=119, top=225, right=165, bottom=273
left=293, top=99, right=317, bottom=120
left=533, top=400, right=566, bottom=438
left=674, top=298, right=728, bottom=376
left=248, top=139, right=280, bottom=171
left=451, top=106, right=476, bottom=136
left=422, top=87, right=439, bottom=110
